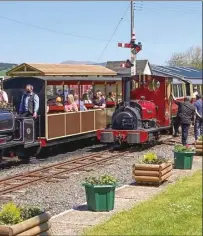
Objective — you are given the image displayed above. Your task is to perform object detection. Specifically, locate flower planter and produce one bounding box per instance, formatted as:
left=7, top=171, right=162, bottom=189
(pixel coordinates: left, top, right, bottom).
left=83, top=183, right=116, bottom=212
left=132, top=162, right=172, bottom=184
left=0, top=212, right=51, bottom=236
left=195, top=140, right=203, bottom=155
left=174, top=151, right=195, bottom=169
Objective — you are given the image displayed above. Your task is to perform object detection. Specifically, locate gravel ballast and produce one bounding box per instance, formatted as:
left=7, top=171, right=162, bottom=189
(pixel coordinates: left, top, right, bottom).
left=0, top=135, right=201, bottom=216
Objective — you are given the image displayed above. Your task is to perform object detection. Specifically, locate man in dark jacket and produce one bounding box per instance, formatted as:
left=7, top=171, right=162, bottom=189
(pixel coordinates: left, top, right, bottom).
left=194, top=94, right=203, bottom=141
left=19, top=84, right=39, bottom=118
left=171, top=94, right=195, bottom=145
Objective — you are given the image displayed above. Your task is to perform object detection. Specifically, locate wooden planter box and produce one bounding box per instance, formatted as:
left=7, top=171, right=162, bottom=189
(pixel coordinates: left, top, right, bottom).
left=0, top=212, right=51, bottom=236
left=195, top=140, right=203, bottom=155
left=132, top=162, right=172, bottom=185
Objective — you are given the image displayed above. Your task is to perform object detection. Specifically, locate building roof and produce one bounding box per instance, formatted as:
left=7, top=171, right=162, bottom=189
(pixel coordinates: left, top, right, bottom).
left=105, top=60, right=150, bottom=75
left=6, top=63, right=117, bottom=77
left=151, top=65, right=202, bottom=79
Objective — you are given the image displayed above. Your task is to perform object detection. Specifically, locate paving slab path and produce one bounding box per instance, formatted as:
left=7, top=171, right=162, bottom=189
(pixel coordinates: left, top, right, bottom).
left=50, top=156, right=202, bottom=236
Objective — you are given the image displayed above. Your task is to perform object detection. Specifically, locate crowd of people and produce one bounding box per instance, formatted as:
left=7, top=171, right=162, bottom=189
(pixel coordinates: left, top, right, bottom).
left=0, top=84, right=202, bottom=145
left=47, top=89, right=117, bottom=112
left=171, top=93, right=203, bottom=145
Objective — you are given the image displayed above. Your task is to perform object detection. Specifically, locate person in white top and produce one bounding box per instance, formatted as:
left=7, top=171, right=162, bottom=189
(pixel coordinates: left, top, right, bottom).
left=0, top=87, right=8, bottom=103
left=192, top=86, right=198, bottom=98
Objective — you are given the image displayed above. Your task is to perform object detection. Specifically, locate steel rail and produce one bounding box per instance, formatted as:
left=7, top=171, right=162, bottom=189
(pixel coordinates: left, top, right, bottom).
left=0, top=150, right=129, bottom=196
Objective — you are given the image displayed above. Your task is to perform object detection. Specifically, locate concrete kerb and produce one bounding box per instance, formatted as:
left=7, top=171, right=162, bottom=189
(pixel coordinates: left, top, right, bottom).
left=51, top=184, right=129, bottom=220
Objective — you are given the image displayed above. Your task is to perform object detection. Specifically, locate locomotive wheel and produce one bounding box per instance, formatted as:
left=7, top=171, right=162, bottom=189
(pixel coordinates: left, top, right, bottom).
left=18, top=146, right=42, bottom=163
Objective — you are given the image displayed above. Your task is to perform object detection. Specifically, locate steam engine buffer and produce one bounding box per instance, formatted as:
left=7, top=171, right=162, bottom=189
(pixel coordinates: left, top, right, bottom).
left=97, top=75, right=172, bottom=144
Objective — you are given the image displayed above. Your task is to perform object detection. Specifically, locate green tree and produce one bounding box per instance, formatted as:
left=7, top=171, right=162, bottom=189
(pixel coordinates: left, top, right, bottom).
left=166, top=46, right=202, bottom=69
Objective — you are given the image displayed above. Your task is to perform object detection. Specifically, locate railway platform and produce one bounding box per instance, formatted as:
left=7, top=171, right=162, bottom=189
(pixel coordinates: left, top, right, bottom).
left=50, top=156, right=202, bottom=236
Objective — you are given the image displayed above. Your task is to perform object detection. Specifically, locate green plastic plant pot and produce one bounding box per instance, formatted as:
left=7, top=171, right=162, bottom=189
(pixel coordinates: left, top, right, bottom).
left=174, top=151, right=195, bottom=169
left=82, top=183, right=116, bottom=212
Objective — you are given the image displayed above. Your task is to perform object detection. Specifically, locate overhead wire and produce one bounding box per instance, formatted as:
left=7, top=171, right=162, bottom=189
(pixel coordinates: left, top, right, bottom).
left=0, top=15, right=115, bottom=42
left=96, top=2, right=130, bottom=62
left=0, top=2, right=200, bottom=46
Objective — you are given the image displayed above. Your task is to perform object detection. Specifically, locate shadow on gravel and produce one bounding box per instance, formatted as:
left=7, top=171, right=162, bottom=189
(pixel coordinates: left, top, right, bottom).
left=38, top=138, right=101, bottom=159
left=73, top=204, right=88, bottom=211
left=1, top=137, right=106, bottom=170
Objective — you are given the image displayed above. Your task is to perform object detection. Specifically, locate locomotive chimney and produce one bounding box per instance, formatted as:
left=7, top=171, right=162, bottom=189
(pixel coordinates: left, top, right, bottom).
left=123, top=77, right=131, bottom=107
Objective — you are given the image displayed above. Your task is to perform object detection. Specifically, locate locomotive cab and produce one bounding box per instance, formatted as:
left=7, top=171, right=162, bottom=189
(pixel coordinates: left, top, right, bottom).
left=0, top=108, right=37, bottom=151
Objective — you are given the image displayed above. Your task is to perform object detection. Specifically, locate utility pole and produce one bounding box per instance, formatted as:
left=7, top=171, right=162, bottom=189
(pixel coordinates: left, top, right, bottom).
left=130, top=0, right=136, bottom=76
left=118, top=1, right=142, bottom=73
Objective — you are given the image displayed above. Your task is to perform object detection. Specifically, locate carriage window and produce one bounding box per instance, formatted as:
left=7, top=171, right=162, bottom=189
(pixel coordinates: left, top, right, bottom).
left=177, top=84, right=183, bottom=97
left=185, top=83, right=190, bottom=96
left=197, top=84, right=202, bottom=94
left=195, top=85, right=202, bottom=94
left=173, top=84, right=178, bottom=97
left=46, top=85, right=64, bottom=99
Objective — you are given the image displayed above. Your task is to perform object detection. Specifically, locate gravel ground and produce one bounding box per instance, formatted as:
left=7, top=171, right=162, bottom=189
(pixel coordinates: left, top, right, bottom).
left=0, top=139, right=106, bottom=179
left=0, top=134, right=200, bottom=216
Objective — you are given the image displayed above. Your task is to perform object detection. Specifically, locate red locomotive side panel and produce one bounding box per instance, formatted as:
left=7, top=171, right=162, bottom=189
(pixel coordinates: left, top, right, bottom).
left=136, top=100, right=156, bottom=120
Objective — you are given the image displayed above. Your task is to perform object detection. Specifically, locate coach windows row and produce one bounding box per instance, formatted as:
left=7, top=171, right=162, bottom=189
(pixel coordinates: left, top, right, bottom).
left=46, top=81, right=122, bottom=113
left=173, top=84, right=184, bottom=98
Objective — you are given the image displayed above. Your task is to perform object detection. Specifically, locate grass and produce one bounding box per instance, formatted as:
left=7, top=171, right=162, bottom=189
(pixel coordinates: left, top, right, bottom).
left=83, top=170, right=202, bottom=236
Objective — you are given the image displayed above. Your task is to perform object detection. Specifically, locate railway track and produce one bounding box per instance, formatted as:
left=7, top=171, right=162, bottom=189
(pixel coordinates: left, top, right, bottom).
left=0, top=150, right=129, bottom=196
left=0, top=130, right=195, bottom=197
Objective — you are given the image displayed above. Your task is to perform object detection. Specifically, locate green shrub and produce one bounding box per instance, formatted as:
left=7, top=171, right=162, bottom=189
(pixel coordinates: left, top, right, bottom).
left=0, top=202, right=44, bottom=225
left=139, top=152, right=169, bottom=164
left=20, top=206, right=43, bottom=221
left=83, top=175, right=117, bottom=185
left=0, top=202, right=22, bottom=225
left=174, top=144, right=195, bottom=153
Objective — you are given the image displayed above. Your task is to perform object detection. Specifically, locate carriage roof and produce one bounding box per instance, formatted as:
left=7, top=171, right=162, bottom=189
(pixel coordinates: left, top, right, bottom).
left=6, top=63, right=117, bottom=77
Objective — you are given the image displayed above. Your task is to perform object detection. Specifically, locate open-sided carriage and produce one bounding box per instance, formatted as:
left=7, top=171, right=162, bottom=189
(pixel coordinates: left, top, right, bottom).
left=0, top=63, right=121, bottom=160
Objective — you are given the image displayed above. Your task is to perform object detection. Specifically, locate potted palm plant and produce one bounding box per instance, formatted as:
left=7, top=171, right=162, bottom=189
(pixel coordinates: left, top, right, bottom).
left=132, top=152, right=172, bottom=185
left=173, top=144, right=196, bottom=169
left=0, top=202, right=51, bottom=236
left=82, top=175, right=117, bottom=212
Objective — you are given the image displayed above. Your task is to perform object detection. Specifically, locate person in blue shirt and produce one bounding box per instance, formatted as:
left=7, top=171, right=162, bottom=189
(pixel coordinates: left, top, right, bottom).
left=74, top=94, right=87, bottom=111
left=19, top=84, right=39, bottom=118
left=194, top=94, right=203, bottom=141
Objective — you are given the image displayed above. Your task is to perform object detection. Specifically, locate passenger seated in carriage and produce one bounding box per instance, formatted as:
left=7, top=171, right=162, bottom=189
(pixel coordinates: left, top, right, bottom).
left=92, top=90, right=106, bottom=109
left=74, top=94, right=87, bottom=111
left=64, top=94, right=78, bottom=112
left=82, top=93, right=92, bottom=104
left=55, top=97, right=63, bottom=106
left=106, top=92, right=116, bottom=102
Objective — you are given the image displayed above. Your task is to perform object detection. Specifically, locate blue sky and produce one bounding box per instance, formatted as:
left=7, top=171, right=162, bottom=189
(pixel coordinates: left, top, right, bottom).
left=0, top=1, right=202, bottom=65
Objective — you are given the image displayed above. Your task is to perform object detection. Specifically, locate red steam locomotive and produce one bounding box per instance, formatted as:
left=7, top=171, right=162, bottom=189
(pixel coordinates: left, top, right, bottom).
left=97, top=74, right=173, bottom=144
